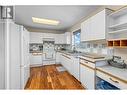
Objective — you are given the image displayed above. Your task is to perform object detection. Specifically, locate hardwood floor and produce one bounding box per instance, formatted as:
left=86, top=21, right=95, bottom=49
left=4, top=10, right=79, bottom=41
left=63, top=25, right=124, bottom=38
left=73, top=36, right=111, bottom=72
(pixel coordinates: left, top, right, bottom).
left=25, top=64, right=84, bottom=90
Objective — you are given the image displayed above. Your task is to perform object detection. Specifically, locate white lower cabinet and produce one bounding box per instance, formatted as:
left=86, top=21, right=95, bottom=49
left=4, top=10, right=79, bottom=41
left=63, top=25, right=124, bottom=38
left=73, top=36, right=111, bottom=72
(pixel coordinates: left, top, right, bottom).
left=30, top=54, right=42, bottom=66
left=80, top=59, right=95, bottom=89
left=72, top=57, right=80, bottom=81
left=60, top=53, right=80, bottom=81
left=60, top=54, right=73, bottom=74
left=96, top=70, right=127, bottom=89
left=80, top=63, right=95, bottom=89
left=56, top=52, right=61, bottom=64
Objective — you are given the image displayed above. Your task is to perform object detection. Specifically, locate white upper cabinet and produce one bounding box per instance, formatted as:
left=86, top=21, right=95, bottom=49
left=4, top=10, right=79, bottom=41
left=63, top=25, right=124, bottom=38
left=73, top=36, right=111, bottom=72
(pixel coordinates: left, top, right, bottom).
left=91, top=10, right=106, bottom=40
left=64, top=32, right=71, bottom=44
left=81, top=18, right=91, bottom=41
left=81, top=9, right=110, bottom=41
left=55, top=34, right=65, bottom=44
left=30, top=31, right=71, bottom=44
left=55, top=32, right=71, bottom=44
left=30, top=32, right=43, bottom=43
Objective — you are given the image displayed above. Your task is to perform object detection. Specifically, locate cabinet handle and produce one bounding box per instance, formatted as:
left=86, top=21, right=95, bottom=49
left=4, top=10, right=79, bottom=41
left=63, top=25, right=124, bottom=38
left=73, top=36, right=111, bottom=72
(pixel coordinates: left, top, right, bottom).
left=109, top=78, right=119, bottom=83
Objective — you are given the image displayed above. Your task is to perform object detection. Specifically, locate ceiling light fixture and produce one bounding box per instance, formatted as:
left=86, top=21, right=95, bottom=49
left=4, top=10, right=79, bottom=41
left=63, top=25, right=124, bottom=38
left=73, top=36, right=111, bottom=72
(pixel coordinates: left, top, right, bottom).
left=32, top=17, right=59, bottom=25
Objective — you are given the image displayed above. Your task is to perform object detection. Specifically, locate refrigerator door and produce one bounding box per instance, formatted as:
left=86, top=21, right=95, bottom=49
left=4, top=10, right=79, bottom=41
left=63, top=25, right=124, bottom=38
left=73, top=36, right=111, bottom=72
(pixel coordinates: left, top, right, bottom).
left=21, top=28, right=30, bottom=66
left=9, top=23, right=21, bottom=89
left=21, top=36, right=29, bottom=66
left=21, top=64, right=30, bottom=89
left=0, top=20, right=5, bottom=89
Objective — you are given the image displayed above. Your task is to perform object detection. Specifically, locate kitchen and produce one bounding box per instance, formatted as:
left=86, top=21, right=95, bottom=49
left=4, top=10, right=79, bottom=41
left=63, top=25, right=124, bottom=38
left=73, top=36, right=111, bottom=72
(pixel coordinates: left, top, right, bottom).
left=0, top=5, right=127, bottom=90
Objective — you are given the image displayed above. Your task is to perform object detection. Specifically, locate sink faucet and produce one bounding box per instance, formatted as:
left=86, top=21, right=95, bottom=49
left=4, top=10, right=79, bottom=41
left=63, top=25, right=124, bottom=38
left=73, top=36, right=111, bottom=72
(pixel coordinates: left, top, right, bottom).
left=72, top=45, right=76, bottom=52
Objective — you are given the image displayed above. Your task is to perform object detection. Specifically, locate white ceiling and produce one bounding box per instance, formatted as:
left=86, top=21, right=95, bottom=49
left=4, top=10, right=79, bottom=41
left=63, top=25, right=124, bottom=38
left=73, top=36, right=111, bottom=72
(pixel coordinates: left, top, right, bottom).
left=15, top=5, right=101, bottom=31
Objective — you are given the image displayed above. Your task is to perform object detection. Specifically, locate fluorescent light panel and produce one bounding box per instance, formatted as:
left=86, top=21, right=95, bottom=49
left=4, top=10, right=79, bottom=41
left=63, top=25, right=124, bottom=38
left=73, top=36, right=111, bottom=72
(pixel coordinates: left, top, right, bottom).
left=32, top=17, right=59, bottom=25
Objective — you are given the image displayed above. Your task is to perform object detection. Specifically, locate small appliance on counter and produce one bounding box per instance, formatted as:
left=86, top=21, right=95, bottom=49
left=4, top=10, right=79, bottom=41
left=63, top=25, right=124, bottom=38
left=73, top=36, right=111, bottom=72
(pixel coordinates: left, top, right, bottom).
left=107, top=56, right=126, bottom=69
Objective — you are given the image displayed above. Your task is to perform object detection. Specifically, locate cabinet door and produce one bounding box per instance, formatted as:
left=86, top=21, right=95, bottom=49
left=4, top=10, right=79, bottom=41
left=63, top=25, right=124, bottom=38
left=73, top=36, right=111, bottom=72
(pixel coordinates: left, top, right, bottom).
left=30, top=32, right=43, bottom=43
left=81, top=9, right=106, bottom=41
left=67, top=56, right=73, bottom=74
left=56, top=52, right=61, bottom=64
left=80, top=64, right=95, bottom=89
left=64, top=32, right=71, bottom=44
left=55, top=34, right=65, bottom=44
left=62, top=55, right=69, bottom=70
left=73, top=57, right=80, bottom=81
left=81, top=18, right=91, bottom=41
left=30, top=54, right=42, bottom=66
left=61, top=54, right=65, bottom=66
left=91, top=10, right=106, bottom=40
left=61, top=54, right=72, bottom=73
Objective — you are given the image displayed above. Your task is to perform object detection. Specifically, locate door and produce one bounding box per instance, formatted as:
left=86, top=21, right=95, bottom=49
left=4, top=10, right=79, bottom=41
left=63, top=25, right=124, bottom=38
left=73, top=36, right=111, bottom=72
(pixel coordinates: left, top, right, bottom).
left=80, top=63, right=95, bottom=89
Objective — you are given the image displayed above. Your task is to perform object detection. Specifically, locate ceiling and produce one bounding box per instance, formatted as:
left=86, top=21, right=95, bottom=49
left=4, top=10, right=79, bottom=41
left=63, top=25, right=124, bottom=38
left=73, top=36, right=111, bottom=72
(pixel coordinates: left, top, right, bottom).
left=15, top=5, right=101, bottom=31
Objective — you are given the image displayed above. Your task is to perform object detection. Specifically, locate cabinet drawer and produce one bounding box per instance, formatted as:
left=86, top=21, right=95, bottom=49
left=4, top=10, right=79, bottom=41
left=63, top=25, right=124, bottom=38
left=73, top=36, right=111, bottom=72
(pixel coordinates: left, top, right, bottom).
left=80, top=59, right=95, bottom=69
left=96, top=70, right=127, bottom=89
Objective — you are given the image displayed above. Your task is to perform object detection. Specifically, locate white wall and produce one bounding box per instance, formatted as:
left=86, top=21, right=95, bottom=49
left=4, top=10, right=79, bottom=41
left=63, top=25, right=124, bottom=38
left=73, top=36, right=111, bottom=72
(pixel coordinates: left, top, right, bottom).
left=0, top=21, right=5, bottom=89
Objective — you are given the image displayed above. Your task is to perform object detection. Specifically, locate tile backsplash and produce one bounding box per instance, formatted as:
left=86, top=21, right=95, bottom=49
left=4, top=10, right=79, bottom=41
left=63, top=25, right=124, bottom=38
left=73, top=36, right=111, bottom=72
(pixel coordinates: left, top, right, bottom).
left=66, top=42, right=127, bottom=63
left=65, top=42, right=114, bottom=56
left=29, top=43, right=66, bottom=52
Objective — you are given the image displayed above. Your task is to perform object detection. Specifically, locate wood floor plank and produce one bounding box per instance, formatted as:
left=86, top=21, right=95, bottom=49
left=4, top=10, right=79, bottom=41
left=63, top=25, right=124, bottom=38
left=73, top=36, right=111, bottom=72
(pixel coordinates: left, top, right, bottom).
left=25, top=64, right=84, bottom=90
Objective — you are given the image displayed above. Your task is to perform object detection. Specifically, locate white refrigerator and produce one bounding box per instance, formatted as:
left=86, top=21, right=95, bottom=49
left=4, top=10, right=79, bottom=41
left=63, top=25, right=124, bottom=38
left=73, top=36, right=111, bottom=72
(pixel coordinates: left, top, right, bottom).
left=0, top=19, right=5, bottom=89
left=20, top=26, right=30, bottom=89
left=4, top=20, right=30, bottom=89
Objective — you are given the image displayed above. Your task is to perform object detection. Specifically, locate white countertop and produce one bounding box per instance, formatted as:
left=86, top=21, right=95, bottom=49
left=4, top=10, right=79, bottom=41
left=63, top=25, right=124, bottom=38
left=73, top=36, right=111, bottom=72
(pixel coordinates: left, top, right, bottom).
left=79, top=56, right=106, bottom=62
left=57, top=50, right=106, bottom=61
left=97, top=65, right=127, bottom=83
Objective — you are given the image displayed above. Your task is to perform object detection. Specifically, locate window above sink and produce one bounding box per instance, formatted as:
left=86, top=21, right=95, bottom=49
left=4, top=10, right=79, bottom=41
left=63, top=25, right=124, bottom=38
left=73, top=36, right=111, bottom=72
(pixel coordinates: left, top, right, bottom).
left=72, top=29, right=81, bottom=46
